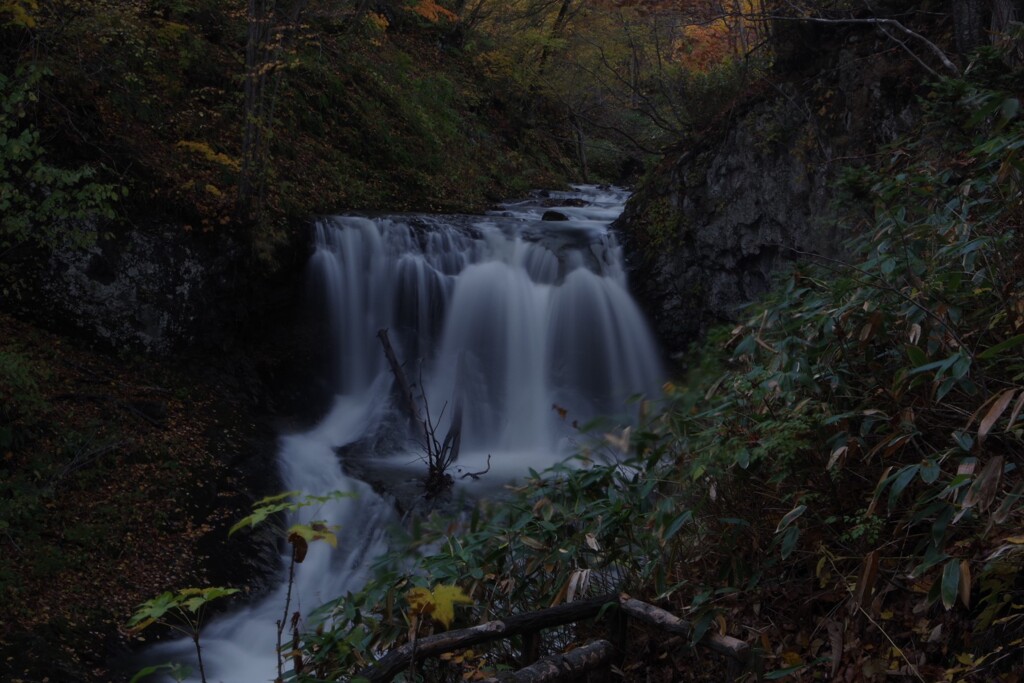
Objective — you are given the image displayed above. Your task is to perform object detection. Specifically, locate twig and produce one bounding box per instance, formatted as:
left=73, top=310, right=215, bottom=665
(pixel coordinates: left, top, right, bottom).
left=856, top=605, right=926, bottom=683
left=762, top=9, right=959, bottom=76
left=460, top=454, right=492, bottom=480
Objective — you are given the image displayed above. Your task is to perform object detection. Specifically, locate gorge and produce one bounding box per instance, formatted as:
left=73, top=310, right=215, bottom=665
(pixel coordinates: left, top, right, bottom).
left=143, top=185, right=664, bottom=682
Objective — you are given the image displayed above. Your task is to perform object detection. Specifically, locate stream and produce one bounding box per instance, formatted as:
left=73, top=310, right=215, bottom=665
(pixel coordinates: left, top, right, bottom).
left=146, top=185, right=664, bottom=682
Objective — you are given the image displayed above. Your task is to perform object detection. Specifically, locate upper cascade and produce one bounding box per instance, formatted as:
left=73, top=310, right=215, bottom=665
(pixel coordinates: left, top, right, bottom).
left=310, top=185, right=665, bottom=470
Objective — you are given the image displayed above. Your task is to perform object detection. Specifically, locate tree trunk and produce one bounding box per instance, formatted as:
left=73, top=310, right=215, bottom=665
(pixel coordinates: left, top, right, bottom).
left=536, top=0, right=575, bottom=80
left=572, top=116, right=589, bottom=184
left=990, top=0, right=1024, bottom=64
left=952, top=0, right=986, bottom=55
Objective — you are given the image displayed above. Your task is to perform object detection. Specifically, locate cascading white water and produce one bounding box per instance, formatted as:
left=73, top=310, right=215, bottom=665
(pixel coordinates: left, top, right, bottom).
left=145, top=185, right=663, bottom=682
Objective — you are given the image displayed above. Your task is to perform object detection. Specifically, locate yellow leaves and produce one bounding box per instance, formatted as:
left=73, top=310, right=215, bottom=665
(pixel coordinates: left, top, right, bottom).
left=406, top=584, right=473, bottom=629
left=0, top=0, right=38, bottom=28
left=365, top=11, right=389, bottom=44
left=287, top=522, right=338, bottom=564
left=367, top=11, right=389, bottom=33
left=779, top=650, right=804, bottom=669
left=175, top=140, right=241, bottom=171
left=603, top=426, right=631, bottom=454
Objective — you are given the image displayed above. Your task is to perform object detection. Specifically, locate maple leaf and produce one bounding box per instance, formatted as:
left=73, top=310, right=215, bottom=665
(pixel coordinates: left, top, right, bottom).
left=407, top=587, right=436, bottom=617
left=406, top=584, right=473, bottom=628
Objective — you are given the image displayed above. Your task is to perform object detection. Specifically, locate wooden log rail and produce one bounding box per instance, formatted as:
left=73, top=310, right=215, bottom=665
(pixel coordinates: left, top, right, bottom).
left=357, top=595, right=616, bottom=683
left=355, top=593, right=752, bottom=683
left=479, top=639, right=616, bottom=683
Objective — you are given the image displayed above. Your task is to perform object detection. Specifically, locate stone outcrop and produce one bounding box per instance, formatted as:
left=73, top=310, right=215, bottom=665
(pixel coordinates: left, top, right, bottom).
left=10, top=217, right=333, bottom=423
left=617, top=29, right=923, bottom=361
left=40, top=226, right=238, bottom=354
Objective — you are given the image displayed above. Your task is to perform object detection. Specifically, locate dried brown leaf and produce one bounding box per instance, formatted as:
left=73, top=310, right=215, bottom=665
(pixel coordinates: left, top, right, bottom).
left=851, top=550, right=880, bottom=612
left=866, top=467, right=893, bottom=518
left=963, top=456, right=1004, bottom=513
left=828, top=619, right=844, bottom=679
left=288, top=532, right=308, bottom=564
left=978, top=389, right=1017, bottom=448
left=1007, top=391, right=1024, bottom=431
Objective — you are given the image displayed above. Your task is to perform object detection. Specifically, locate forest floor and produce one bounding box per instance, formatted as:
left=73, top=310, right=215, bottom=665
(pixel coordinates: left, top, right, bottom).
left=0, top=312, right=283, bottom=683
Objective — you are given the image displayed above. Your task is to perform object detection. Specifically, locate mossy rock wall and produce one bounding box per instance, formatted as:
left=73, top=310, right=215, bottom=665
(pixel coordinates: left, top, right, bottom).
left=618, top=30, right=922, bottom=361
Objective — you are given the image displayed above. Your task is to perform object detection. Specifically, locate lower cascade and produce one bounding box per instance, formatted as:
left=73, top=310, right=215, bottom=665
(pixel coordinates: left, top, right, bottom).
left=146, top=185, right=664, bottom=682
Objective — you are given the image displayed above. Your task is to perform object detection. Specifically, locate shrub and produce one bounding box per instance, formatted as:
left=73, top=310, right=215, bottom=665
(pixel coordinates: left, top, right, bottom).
left=293, top=64, right=1024, bottom=681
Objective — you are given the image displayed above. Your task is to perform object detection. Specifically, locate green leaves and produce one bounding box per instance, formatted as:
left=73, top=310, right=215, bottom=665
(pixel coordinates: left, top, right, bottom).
left=976, top=334, right=1024, bottom=361
left=940, top=559, right=960, bottom=610
left=127, top=586, right=239, bottom=633
left=229, top=491, right=300, bottom=535
left=128, top=662, right=193, bottom=683
left=0, top=64, right=122, bottom=294
left=229, top=490, right=351, bottom=536
left=775, top=505, right=807, bottom=533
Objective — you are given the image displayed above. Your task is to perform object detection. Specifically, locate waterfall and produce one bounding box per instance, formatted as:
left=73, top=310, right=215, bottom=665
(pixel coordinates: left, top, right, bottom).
left=144, top=185, right=663, bottom=682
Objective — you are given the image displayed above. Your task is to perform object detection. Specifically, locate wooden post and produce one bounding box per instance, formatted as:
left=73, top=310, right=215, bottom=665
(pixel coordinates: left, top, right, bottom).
left=520, top=630, right=541, bottom=667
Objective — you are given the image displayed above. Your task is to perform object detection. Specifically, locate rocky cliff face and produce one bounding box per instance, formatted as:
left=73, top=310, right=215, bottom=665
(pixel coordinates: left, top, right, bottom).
left=618, top=29, right=923, bottom=362
left=8, top=216, right=334, bottom=423
left=40, top=226, right=241, bottom=355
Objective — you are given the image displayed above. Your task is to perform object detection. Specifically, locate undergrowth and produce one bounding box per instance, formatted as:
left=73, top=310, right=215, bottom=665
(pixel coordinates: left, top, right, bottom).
left=280, top=57, right=1024, bottom=682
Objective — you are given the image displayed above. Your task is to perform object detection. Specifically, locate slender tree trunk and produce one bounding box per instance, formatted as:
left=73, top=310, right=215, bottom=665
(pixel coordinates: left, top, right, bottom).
left=238, top=0, right=309, bottom=230
left=572, top=115, right=588, bottom=183
left=991, top=0, right=1024, bottom=64
left=536, top=0, right=574, bottom=80
left=952, top=0, right=986, bottom=55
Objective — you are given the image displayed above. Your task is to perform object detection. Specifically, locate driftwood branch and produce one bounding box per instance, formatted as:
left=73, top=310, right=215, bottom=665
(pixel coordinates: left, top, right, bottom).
left=356, top=594, right=618, bottom=683
left=378, top=328, right=466, bottom=495
left=619, top=596, right=750, bottom=664
left=377, top=328, right=421, bottom=423
left=479, top=640, right=615, bottom=683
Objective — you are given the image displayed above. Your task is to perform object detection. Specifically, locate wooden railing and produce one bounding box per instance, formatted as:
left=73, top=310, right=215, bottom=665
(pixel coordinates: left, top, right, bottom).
left=356, top=593, right=753, bottom=683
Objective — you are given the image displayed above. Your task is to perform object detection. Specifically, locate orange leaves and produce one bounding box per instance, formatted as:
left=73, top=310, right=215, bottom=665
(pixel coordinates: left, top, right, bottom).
left=678, top=22, right=732, bottom=71
left=673, top=0, right=767, bottom=71
left=407, top=0, right=457, bottom=24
